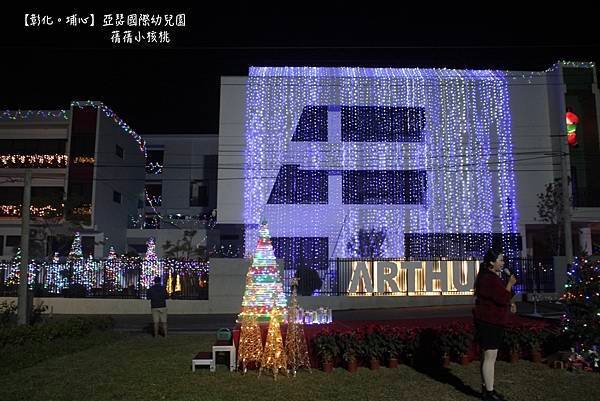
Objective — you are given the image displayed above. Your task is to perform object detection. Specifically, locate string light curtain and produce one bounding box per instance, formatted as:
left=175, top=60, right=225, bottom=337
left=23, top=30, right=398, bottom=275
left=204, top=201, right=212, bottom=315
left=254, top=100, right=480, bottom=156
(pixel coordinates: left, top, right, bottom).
left=244, top=67, right=518, bottom=260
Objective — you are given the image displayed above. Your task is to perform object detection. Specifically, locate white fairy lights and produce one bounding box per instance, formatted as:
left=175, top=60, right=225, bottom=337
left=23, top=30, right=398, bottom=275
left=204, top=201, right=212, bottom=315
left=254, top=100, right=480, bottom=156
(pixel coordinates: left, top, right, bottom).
left=244, top=66, right=520, bottom=267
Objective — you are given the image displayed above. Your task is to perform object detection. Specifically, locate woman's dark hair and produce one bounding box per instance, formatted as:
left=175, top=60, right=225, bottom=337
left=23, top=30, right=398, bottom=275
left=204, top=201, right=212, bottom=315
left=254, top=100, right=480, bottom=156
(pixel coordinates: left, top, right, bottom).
left=481, top=249, right=502, bottom=270
left=474, top=249, right=503, bottom=296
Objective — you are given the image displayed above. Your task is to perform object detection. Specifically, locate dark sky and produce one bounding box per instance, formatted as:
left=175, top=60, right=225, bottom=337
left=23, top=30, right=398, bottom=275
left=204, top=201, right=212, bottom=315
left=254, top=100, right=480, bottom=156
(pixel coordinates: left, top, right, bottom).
left=2, top=9, right=599, bottom=134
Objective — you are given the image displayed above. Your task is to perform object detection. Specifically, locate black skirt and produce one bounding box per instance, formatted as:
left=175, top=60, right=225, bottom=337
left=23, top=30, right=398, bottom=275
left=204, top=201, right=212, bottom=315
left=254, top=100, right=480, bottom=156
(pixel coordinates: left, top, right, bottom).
left=475, top=319, right=504, bottom=350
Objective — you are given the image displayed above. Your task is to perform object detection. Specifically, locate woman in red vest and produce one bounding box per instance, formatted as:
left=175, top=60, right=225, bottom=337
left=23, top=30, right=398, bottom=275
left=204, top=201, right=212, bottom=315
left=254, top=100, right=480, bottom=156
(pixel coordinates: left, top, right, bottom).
left=474, top=249, right=517, bottom=401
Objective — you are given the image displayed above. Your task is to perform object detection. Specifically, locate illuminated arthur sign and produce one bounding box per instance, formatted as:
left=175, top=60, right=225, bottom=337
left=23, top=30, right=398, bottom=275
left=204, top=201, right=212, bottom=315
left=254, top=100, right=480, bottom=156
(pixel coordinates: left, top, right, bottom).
left=347, top=260, right=479, bottom=296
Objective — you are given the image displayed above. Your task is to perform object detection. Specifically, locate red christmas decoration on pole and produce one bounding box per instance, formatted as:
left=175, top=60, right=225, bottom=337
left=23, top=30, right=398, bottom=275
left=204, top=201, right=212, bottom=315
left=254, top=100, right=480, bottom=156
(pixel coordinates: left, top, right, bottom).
left=566, top=111, right=579, bottom=147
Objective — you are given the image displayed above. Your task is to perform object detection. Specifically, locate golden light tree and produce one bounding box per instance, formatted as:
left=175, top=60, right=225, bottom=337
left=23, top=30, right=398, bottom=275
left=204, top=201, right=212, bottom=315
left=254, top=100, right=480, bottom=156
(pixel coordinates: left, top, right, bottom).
left=238, top=314, right=263, bottom=373
left=258, top=301, right=288, bottom=380
left=175, top=273, right=181, bottom=292
left=285, top=278, right=311, bottom=376
left=166, top=272, right=173, bottom=296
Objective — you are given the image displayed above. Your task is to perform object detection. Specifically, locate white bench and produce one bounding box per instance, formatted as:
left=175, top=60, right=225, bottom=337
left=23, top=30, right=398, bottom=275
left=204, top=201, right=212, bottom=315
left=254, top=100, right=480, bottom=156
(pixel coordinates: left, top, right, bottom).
left=192, top=352, right=215, bottom=372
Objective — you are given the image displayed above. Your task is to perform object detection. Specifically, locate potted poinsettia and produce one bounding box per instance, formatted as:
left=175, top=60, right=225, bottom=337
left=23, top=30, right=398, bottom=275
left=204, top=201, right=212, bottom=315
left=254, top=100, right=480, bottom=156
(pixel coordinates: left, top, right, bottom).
left=383, top=329, right=402, bottom=368
left=449, top=323, right=473, bottom=365
left=503, top=327, right=522, bottom=363
left=337, top=332, right=360, bottom=373
left=434, top=327, right=453, bottom=368
left=362, top=331, right=385, bottom=370
left=313, top=334, right=339, bottom=373
left=399, top=328, right=420, bottom=366
left=523, top=327, right=547, bottom=363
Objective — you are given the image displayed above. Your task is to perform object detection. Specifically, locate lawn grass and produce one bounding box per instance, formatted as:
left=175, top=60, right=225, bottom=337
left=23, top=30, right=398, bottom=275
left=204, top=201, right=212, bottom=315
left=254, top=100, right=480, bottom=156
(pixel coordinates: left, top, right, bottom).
left=0, top=333, right=598, bottom=401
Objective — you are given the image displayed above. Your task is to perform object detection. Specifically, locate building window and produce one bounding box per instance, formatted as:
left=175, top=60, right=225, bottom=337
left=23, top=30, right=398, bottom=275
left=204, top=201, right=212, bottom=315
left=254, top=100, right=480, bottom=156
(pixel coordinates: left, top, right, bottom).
left=342, top=170, right=427, bottom=205
left=146, top=149, right=164, bottom=174
left=341, top=106, right=426, bottom=142
left=145, top=183, right=162, bottom=206
left=113, top=191, right=122, bottom=204
left=0, top=187, right=23, bottom=204
left=115, top=145, right=124, bottom=159
left=267, top=165, right=328, bottom=204
left=190, top=180, right=208, bottom=207
left=0, top=236, right=4, bottom=256
left=291, top=106, right=328, bottom=142
left=5, top=236, right=21, bottom=248
left=271, top=237, right=329, bottom=271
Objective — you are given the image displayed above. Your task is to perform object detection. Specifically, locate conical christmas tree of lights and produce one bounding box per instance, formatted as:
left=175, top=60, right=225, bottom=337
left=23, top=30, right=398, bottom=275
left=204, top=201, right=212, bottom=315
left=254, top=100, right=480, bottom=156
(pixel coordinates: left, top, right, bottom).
left=175, top=273, right=181, bottom=292
left=166, top=272, right=173, bottom=295
left=238, top=221, right=287, bottom=323
left=285, top=278, right=311, bottom=376
left=7, top=248, right=37, bottom=287
left=562, top=257, right=600, bottom=353
left=104, top=246, right=121, bottom=292
left=82, top=254, right=97, bottom=289
left=258, top=301, right=288, bottom=380
left=7, top=248, right=22, bottom=286
left=141, top=237, right=160, bottom=291
left=69, top=232, right=84, bottom=285
left=47, top=252, right=64, bottom=293
left=69, top=232, right=83, bottom=259
left=238, top=314, right=264, bottom=373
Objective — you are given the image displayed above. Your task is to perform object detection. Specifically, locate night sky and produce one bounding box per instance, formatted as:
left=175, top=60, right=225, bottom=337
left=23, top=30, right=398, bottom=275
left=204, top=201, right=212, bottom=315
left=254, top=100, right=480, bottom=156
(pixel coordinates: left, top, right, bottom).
left=2, top=9, right=599, bottom=135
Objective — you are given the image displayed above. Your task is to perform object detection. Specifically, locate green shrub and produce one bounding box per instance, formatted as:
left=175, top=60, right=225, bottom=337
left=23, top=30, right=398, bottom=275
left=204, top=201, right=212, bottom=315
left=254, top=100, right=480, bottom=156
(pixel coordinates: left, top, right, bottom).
left=0, top=316, right=114, bottom=348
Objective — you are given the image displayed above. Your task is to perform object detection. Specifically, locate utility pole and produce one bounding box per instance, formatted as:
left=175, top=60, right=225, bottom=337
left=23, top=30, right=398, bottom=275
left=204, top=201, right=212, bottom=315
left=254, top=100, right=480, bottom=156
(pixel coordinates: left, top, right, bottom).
left=17, top=170, right=32, bottom=325
left=560, top=121, right=573, bottom=264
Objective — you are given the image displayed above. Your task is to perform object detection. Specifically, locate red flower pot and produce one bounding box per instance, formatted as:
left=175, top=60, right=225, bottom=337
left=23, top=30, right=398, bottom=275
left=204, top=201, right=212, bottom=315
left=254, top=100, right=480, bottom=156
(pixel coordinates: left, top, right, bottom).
left=442, top=354, right=451, bottom=368
left=346, top=360, right=358, bottom=373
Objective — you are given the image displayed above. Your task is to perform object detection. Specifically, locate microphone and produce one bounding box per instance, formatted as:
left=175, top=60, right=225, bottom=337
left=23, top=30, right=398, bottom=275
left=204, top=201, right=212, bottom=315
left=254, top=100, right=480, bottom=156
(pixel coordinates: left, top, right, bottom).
left=503, top=268, right=512, bottom=276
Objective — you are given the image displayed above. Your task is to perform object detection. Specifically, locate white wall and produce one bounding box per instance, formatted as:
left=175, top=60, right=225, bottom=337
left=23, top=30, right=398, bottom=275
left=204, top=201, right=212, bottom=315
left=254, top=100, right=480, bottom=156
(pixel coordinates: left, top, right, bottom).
left=131, top=134, right=218, bottom=255
left=159, top=135, right=217, bottom=213
left=509, top=74, right=556, bottom=228
left=94, top=111, right=146, bottom=255
left=217, top=77, right=246, bottom=224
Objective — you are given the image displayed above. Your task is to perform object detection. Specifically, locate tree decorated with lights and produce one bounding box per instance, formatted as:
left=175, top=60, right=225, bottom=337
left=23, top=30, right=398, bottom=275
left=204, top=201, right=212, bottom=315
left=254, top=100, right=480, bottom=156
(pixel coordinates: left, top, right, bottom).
left=141, top=237, right=160, bottom=291
left=83, top=254, right=97, bottom=289
left=69, top=232, right=84, bottom=285
left=6, top=248, right=38, bottom=287
left=285, top=278, right=311, bottom=376
left=238, top=220, right=287, bottom=323
left=562, top=257, right=600, bottom=354
left=259, top=301, right=288, bottom=380
left=69, top=232, right=83, bottom=259
left=238, top=314, right=264, bottom=373
left=46, top=252, right=65, bottom=293
left=104, top=246, right=120, bottom=292
left=6, top=248, right=22, bottom=286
